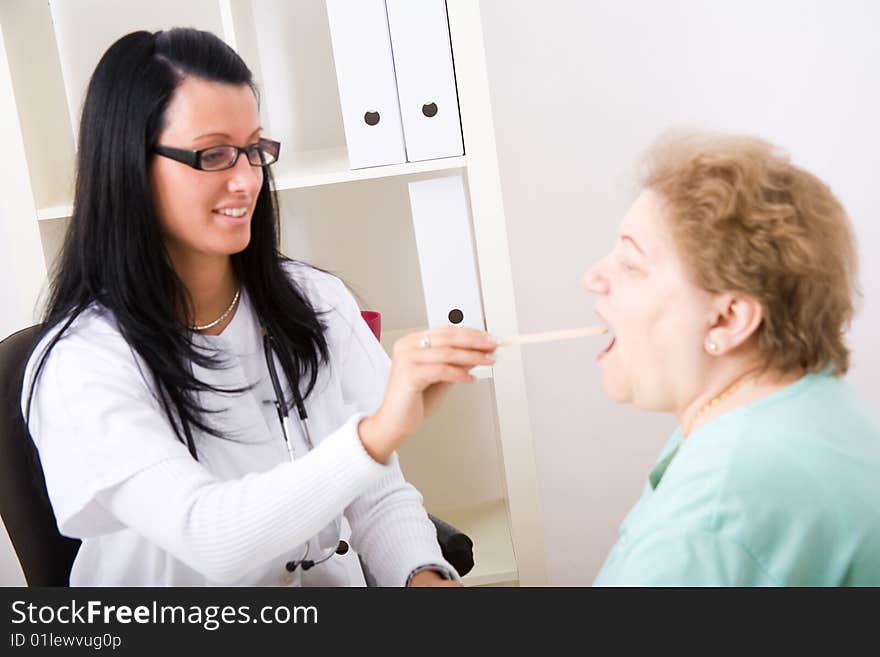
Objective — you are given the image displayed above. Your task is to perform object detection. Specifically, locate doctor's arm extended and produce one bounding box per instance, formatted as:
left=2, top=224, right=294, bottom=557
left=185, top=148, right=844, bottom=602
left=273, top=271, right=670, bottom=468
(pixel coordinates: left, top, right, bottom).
left=27, top=313, right=495, bottom=584
left=318, top=275, right=497, bottom=586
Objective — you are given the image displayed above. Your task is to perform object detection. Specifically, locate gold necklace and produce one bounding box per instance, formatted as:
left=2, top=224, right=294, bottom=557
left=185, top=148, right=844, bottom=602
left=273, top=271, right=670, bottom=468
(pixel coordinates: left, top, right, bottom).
left=190, top=288, right=240, bottom=332
left=682, top=369, right=757, bottom=440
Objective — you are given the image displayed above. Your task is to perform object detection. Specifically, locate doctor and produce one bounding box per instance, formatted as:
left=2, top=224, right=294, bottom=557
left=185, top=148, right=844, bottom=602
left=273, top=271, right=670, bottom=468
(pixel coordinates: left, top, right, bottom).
left=23, top=27, right=497, bottom=586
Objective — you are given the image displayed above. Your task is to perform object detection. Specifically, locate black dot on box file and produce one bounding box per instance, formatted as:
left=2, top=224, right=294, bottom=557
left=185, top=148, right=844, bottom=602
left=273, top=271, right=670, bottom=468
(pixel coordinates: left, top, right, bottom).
left=422, top=102, right=438, bottom=117
left=364, top=111, right=380, bottom=126
left=448, top=309, right=464, bottom=324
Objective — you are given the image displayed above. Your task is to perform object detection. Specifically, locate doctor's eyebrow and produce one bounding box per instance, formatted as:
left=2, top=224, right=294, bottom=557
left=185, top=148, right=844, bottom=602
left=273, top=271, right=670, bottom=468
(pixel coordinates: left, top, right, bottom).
left=193, top=127, right=263, bottom=142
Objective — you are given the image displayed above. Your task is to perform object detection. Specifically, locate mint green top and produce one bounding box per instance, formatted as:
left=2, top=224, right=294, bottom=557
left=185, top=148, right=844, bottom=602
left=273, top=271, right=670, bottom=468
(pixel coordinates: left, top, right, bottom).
left=594, top=374, right=880, bottom=586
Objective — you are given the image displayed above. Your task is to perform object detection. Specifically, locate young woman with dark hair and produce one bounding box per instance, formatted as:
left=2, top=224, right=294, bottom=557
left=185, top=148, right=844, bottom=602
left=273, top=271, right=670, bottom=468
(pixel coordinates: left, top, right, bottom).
left=22, top=28, right=495, bottom=586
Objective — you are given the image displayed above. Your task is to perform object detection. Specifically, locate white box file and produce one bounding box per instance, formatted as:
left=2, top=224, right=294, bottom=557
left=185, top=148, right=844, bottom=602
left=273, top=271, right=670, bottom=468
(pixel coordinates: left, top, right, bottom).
left=325, top=0, right=406, bottom=169
left=408, top=173, right=484, bottom=330
left=386, top=0, right=464, bottom=162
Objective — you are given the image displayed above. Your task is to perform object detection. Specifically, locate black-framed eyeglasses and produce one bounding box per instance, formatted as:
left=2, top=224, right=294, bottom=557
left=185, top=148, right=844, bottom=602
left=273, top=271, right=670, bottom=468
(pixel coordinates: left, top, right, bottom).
left=153, top=138, right=281, bottom=171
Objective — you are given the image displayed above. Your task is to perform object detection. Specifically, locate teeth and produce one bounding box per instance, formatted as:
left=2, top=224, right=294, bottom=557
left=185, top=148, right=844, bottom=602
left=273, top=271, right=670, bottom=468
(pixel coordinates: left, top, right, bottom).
left=215, top=208, right=247, bottom=217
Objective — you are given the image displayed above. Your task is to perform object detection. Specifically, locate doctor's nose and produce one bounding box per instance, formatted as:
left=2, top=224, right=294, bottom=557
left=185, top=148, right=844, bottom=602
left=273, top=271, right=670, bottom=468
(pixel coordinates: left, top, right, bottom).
left=226, top=151, right=263, bottom=195
left=582, top=261, right=610, bottom=296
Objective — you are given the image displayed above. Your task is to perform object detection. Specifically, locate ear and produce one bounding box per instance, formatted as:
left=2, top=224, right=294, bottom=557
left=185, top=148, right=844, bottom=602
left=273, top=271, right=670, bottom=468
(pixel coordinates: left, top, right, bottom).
left=704, top=293, right=763, bottom=356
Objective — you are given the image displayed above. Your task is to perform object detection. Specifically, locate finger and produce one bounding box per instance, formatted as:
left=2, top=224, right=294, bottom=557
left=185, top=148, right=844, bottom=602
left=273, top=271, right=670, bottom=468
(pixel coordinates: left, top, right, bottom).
left=411, top=346, right=495, bottom=369
left=403, top=327, right=497, bottom=352
left=413, top=364, right=475, bottom=387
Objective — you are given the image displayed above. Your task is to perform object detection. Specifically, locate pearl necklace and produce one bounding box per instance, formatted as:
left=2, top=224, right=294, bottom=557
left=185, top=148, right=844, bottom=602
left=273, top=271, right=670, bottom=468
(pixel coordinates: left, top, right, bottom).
left=682, top=369, right=757, bottom=441
left=190, top=288, right=240, bottom=332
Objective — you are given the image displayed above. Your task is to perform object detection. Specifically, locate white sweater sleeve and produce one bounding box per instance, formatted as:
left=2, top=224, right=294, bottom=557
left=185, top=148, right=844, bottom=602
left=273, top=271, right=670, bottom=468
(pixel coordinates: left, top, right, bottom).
left=345, top=458, right=458, bottom=586
left=96, top=413, right=391, bottom=584
left=316, top=272, right=459, bottom=585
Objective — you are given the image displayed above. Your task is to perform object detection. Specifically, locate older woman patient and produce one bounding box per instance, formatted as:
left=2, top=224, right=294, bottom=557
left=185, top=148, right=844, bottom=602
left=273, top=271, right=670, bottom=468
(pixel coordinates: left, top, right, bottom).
left=584, top=134, right=879, bottom=585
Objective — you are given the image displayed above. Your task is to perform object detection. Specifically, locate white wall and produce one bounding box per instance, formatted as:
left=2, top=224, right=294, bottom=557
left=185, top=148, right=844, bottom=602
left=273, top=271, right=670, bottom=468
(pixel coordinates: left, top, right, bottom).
left=0, top=23, right=47, bottom=342
left=480, top=0, right=880, bottom=584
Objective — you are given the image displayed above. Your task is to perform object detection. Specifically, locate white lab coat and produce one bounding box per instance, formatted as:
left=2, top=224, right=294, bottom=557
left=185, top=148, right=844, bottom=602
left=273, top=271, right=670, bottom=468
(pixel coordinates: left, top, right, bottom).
left=22, top=263, right=452, bottom=586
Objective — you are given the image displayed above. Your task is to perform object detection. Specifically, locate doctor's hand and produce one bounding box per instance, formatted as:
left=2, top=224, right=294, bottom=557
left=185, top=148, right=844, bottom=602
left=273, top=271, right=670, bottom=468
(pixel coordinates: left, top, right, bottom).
left=358, top=327, right=497, bottom=464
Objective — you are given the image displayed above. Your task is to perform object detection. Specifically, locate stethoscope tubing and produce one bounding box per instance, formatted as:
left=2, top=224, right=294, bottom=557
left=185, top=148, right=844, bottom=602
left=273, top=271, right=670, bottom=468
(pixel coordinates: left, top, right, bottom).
left=262, top=326, right=343, bottom=572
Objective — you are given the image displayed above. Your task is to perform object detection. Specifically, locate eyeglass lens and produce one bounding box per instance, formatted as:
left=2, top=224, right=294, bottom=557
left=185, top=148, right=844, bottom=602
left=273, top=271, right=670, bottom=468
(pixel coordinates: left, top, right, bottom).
left=201, top=140, right=279, bottom=171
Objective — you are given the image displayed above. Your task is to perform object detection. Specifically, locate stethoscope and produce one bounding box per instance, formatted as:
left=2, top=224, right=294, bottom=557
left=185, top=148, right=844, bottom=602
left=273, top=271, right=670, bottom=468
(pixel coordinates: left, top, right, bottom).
left=262, top=328, right=349, bottom=573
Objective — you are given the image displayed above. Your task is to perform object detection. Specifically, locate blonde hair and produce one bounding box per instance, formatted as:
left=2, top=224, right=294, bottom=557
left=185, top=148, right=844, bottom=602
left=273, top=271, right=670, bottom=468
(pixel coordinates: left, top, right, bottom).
left=641, top=133, right=859, bottom=375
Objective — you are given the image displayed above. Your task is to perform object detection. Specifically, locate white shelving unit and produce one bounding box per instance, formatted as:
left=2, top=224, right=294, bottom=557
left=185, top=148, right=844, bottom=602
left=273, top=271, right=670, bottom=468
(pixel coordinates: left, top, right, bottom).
left=0, top=0, right=547, bottom=586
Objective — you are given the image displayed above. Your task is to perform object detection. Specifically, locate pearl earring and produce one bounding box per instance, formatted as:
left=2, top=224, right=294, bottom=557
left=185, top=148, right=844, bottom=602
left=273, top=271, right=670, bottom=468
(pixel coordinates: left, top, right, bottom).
left=707, top=342, right=719, bottom=354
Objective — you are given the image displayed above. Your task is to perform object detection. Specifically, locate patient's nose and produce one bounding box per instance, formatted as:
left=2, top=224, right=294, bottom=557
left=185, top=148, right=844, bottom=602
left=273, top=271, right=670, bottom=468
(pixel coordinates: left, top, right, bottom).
left=582, top=261, right=609, bottom=295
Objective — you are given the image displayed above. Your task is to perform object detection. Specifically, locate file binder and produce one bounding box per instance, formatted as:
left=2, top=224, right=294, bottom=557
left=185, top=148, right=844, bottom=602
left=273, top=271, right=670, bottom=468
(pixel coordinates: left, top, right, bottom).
left=386, top=0, right=465, bottom=162
left=326, top=0, right=407, bottom=169
left=407, top=174, right=485, bottom=330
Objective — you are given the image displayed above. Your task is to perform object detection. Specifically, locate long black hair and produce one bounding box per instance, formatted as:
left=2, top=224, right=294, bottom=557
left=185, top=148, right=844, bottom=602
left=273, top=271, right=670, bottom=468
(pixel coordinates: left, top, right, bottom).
left=25, top=28, right=329, bottom=459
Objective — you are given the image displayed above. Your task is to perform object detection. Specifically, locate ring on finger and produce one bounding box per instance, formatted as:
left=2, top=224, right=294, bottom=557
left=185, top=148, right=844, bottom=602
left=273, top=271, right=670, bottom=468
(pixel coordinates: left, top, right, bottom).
left=419, top=334, right=432, bottom=349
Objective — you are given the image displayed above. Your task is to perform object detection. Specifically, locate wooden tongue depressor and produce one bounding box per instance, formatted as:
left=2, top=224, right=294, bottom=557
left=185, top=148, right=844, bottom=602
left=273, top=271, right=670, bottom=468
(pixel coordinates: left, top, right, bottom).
left=498, top=325, right=608, bottom=347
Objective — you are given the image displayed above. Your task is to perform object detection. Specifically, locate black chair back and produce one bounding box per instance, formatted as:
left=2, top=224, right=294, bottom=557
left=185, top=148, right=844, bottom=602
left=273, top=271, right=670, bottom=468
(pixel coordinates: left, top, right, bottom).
left=0, top=326, right=80, bottom=585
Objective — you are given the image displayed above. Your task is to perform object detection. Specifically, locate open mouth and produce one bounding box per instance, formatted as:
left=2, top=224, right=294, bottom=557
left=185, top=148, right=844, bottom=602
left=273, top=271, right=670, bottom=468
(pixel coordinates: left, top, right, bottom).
left=597, top=334, right=616, bottom=361
left=593, top=310, right=615, bottom=362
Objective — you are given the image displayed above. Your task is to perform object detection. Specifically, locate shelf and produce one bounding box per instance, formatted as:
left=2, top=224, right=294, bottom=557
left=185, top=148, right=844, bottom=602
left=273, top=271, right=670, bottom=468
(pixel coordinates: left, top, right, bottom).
left=432, top=499, right=517, bottom=586
left=272, top=147, right=466, bottom=191
left=380, top=327, right=493, bottom=380
left=36, top=204, right=73, bottom=222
